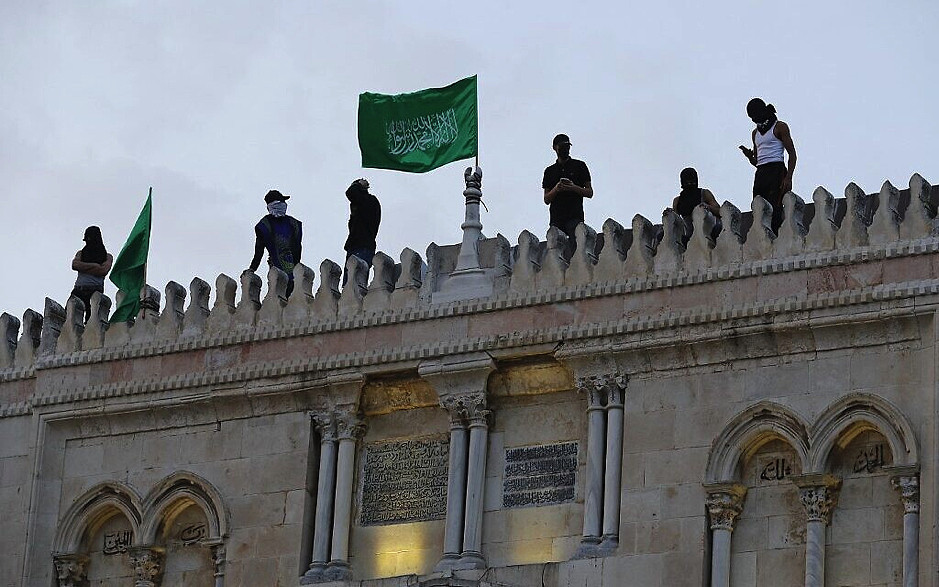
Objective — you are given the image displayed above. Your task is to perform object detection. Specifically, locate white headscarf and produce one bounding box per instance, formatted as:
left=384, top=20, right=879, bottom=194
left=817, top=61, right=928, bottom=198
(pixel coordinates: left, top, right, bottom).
left=267, top=201, right=288, bottom=217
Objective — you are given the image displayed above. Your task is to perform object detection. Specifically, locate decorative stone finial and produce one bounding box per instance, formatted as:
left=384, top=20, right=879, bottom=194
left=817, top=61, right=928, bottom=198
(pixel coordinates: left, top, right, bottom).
left=594, top=218, right=627, bottom=282
left=0, top=313, right=19, bottom=369
left=81, top=291, right=112, bottom=350
left=624, top=214, right=656, bottom=277
left=181, top=277, right=211, bottom=338
left=312, top=259, right=342, bottom=320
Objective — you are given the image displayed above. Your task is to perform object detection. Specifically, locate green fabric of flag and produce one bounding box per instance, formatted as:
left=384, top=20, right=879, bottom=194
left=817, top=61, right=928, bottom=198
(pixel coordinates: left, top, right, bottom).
left=109, top=189, right=152, bottom=323
left=358, top=75, right=478, bottom=173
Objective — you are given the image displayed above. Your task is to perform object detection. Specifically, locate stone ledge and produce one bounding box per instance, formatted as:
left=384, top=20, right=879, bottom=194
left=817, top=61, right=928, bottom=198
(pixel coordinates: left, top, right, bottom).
left=4, top=276, right=938, bottom=417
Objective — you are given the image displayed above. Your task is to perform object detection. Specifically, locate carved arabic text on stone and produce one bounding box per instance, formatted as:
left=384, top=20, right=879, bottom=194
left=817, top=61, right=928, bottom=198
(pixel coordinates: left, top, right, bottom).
left=503, top=442, right=578, bottom=509
left=360, top=437, right=449, bottom=526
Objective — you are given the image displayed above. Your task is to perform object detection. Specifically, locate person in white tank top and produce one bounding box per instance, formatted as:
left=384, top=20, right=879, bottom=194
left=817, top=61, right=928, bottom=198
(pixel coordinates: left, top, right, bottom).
left=738, top=98, right=798, bottom=233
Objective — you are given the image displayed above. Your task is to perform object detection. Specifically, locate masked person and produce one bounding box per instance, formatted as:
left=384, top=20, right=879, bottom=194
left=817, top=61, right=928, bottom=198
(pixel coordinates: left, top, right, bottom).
left=249, top=190, right=302, bottom=297
left=542, top=133, right=593, bottom=251
left=343, top=178, right=381, bottom=285
left=739, top=98, right=797, bottom=233
left=671, top=167, right=722, bottom=243
left=71, top=226, right=113, bottom=323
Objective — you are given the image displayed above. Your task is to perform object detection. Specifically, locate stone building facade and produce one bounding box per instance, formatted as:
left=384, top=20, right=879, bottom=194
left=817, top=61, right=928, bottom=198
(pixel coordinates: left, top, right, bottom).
left=0, top=169, right=937, bottom=586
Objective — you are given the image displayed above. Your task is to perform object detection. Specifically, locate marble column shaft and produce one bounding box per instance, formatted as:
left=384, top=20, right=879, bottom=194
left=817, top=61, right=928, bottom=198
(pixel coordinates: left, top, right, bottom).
left=309, top=418, right=338, bottom=571
left=705, top=484, right=746, bottom=587
left=796, top=477, right=840, bottom=587
left=601, top=382, right=626, bottom=542
left=440, top=409, right=469, bottom=565
left=892, top=473, right=920, bottom=587
left=329, top=416, right=365, bottom=568
left=461, top=407, right=490, bottom=564
left=582, top=384, right=607, bottom=543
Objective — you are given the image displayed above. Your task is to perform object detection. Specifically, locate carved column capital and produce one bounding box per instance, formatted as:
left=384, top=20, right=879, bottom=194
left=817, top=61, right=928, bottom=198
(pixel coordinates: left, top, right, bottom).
left=704, top=483, right=747, bottom=531
left=891, top=473, right=920, bottom=514
left=793, top=474, right=841, bottom=525
left=576, top=372, right=627, bottom=407
left=53, top=553, right=89, bottom=587
left=441, top=394, right=469, bottom=427
left=441, top=392, right=489, bottom=427
left=209, top=542, right=226, bottom=578
left=311, top=412, right=339, bottom=441
left=335, top=411, right=367, bottom=440
left=129, top=546, right=165, bottom=587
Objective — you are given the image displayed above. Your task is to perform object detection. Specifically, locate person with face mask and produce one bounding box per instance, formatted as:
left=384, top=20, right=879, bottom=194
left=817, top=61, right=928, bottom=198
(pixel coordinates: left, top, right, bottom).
left=249, top=189, right=302, bottom=296
left=542, top=133, right=593, bottom=250
left=671, top=167, right=722, bottom=243
left=739, top=98, right=797, bottom=233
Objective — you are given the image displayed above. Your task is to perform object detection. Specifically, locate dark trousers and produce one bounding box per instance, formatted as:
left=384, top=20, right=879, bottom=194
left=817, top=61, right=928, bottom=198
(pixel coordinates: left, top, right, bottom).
left=753, top=162, right=787, bottom=233
left=552, top=219, right=582, bottom=254
left=343, top=249, right=375, bottom=286
left=70, top=286, right=103, bottom=323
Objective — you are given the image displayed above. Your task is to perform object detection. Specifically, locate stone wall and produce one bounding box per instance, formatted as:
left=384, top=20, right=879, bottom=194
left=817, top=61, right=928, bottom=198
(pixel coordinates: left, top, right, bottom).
left=0, top=171, right=937, bottom=586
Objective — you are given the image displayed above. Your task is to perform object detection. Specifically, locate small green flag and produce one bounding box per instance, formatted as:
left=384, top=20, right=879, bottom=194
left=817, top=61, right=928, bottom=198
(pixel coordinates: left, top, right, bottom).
left=109, top=189, right=152, bottom=323
left=358, top=75, right=478, bottom=173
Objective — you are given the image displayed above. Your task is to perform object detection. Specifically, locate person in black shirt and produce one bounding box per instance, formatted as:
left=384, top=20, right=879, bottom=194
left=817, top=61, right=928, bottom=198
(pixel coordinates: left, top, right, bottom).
left=343, top=178, right=381, bottom=283
left=542, top=134, right=593, bottom=248
left=671, top=167, right=722, bottom=242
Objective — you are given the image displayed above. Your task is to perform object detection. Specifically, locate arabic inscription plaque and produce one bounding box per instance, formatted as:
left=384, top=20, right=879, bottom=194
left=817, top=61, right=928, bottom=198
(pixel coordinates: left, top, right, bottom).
left=359, top=437, right=449, bottom=526
left=503, top=442, right=578, bottom=508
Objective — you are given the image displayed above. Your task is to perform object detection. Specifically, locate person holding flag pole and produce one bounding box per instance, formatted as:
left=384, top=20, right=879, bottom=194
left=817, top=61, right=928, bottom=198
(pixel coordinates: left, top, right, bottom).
left=109, top=188, right=152, bottom=323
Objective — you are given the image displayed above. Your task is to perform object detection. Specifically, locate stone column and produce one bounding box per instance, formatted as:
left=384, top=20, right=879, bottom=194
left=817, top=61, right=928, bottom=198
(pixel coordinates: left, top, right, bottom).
left=302, top=414, right=339, bottom=583
left=436, top=397, right=469, bottom=571
left=418, top=354, right=495, bottom=570
left=601, top=375, right=627, bottom=548
left=577, top=375, right=607, bottom=551
left=129, top=547, right=165, bottom=587
left=460, top=394, right=490, bottom=568
left=52, top=553, right=89, bottom=587
left=326, top=413, right=366, bottom=581
left=891, top=472, right=920, bottom=587
left=704, top=483, right=747, bottom=587
left=794, top=474, right=840, bottom=587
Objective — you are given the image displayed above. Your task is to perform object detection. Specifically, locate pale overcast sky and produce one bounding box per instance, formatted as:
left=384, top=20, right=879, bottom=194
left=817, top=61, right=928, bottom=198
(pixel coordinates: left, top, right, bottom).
left=1, top=1, right=937, bottom=321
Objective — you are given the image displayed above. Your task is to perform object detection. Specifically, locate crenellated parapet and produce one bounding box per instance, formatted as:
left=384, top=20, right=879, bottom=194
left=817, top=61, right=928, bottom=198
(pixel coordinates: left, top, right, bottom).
left=0, top=172, right=937, bottom=396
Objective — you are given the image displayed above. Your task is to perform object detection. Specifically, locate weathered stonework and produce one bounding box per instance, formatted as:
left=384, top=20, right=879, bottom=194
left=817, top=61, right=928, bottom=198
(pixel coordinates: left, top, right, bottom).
left=2, top=172, right=938, bottom=586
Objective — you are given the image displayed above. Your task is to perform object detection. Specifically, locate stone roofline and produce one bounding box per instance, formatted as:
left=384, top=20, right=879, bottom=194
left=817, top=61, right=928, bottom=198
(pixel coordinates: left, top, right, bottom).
left=0, top=171, right=936, bottom=387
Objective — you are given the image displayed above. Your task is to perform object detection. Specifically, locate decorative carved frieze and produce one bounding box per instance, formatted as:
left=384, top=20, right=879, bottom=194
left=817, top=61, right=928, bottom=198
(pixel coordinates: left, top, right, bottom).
left=704, top=484, right=747, bottom=531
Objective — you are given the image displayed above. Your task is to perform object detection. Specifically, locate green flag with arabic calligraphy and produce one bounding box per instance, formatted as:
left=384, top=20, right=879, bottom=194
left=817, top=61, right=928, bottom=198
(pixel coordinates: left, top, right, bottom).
left=358, top=75, right=478, bottom=173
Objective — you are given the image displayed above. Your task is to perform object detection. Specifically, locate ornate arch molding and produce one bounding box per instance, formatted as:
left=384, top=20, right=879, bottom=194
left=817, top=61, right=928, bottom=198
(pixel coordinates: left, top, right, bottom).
left=138, top=471, right=229, bottom=545
left=807, top=393, right=919, bottom=473
left=53, top=482, right=143, bottom=554
left=705, top=401, right=810, bottom=484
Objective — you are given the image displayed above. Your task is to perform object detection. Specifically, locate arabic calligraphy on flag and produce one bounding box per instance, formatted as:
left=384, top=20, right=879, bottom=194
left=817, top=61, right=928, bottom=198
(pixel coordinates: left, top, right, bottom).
left=358, top=75, right=477, bottom=173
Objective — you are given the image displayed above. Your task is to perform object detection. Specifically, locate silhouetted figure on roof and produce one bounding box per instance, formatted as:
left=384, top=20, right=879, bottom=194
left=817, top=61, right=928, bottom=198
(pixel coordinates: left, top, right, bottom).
left=740, top=98, right=797, bottom=233
left=672, top=167, right=722, bottom=242
left=543, top=133, right=593, bottom=251
left=249, top=189, right=302, bottom=297
left=71, top=226, right=113, bottom=323
left=343, top=178, right=381, bottom=285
